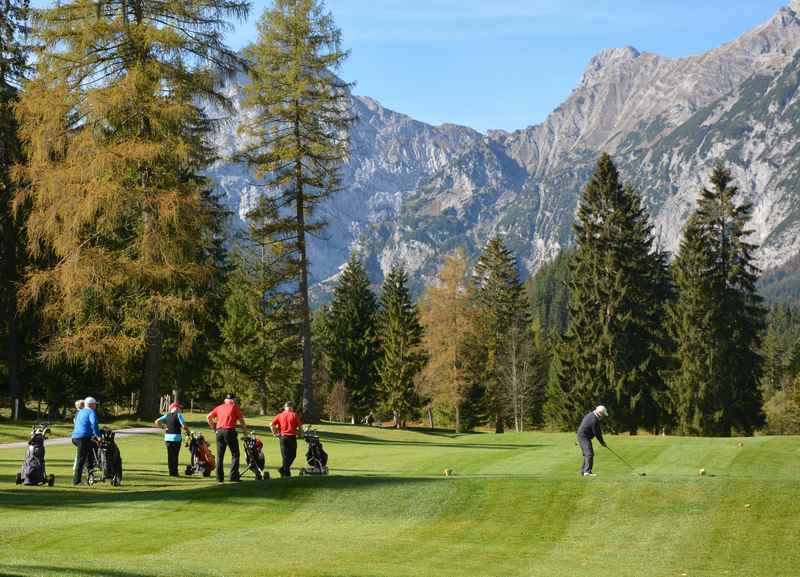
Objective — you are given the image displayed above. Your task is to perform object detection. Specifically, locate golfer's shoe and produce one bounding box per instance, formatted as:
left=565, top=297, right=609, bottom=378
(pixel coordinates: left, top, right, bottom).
left=582, top=472, right=596, bottom=477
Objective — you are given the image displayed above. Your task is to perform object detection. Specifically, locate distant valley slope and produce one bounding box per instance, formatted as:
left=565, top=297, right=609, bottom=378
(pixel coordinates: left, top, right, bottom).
left=207, top=1, right=800, bottom=296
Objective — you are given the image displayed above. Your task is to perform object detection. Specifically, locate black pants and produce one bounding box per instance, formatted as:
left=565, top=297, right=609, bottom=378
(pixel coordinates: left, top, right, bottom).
left=166, top=441, right=181, bottom=476
left=279, top=436, right=297, bottom=477
left=578, top=435, right=594, bottom=474
left=72, top=437, right=94, bottom=484
left=216, top=428, right=240, bottom=481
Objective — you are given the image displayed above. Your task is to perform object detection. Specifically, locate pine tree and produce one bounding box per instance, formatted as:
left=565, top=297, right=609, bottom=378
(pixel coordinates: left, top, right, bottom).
left=324, top=254, right=380, bottom=420
left=213, top=214, right=302, bottom=414
left=238, top=0, right=353, bottom=422
left=665, top=164, right=765, bottom=436
left=547, top=154, right=668, bottom=433
left=16, top=0, right=248, bottom=418
left=473, top=236, right=530, bottom=433
left=418, top=249, right=475, bottom=432
left=377, top=264, right=426, bottom=428
left=0, top=0, right=29, bottom=419
left=526, top=249, right=572, bottom=338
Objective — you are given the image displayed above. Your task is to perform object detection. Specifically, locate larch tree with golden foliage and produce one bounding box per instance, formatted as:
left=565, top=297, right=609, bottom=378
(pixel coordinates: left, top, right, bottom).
left=418, top=249, right=475, bottom=432
left=238, top=0, right=353, bottom=422
left=16, top=0, right=248, bottom=418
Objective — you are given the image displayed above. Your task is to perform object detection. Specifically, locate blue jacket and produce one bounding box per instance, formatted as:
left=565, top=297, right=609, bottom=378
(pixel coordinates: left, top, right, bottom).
left=72, top=407, right=102, bottom=439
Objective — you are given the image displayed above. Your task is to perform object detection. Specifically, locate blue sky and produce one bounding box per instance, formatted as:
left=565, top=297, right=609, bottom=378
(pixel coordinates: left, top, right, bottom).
left=30, top=1, right=791, bottom=132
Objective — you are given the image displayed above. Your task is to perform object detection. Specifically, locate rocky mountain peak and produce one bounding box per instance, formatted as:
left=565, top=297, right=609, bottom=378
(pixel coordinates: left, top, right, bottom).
left=207, top=2, right=800, bottom=298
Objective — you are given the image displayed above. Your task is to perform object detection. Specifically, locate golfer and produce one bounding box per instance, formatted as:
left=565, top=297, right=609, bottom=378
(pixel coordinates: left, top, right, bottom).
left=270, top=401, right=303, bottom=478
left=207, top=394, right=248, bottom=482
left=72, top=396, right=102, bottom=485
left=577, top=405, right=608, bottom=477
left=155, top=402, right=190, bottom=477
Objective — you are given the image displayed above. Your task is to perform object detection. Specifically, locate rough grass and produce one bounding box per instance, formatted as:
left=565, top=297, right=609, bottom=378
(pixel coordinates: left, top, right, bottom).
left=1, top=421, right=798, bottom=577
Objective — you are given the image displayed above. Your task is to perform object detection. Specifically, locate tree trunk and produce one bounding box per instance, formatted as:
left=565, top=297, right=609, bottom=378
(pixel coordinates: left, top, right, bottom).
left=495, top=407, right=504, bottom=434
left=427, top=406, right=434, bottom=429
left=2, top=210, right=23, bottom=420
left=455, top=404, right=462, bottom=433
left=295, top=159, right=317, bottom=423
left=138, top=318, right=163, bottom=419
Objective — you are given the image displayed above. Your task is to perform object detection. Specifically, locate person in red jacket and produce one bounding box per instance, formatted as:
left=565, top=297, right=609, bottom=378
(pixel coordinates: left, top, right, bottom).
left=270, top=401, right=303, bottom=477
left=207, top=394, right=248, bottom=482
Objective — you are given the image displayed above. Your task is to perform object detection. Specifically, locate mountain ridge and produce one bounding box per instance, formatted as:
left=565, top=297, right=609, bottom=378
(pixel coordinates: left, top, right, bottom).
left=206, top=2, right=800, bottom=296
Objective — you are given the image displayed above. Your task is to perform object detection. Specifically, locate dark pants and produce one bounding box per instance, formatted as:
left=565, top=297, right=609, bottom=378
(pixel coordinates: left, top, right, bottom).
left=166, top=441, right=181, bottom=476
left=216, top=428, right=240, bottom=481
left=578, top=435, right=594, bottom=474
left=279, top=436, right=297, bottom=477
left=72, top=437, right=94, bottom=484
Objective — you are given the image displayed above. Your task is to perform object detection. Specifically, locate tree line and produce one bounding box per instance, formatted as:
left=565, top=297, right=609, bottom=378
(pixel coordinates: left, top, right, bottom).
left=312, top=154, right=800, bottom=436
left=1, top=0, right=350, bottom=420
left=2, top=1, right=798, bottom=435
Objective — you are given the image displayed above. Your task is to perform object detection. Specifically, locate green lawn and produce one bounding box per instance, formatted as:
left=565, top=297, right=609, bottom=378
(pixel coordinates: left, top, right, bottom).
left=1, top=421, right=798, bottom=577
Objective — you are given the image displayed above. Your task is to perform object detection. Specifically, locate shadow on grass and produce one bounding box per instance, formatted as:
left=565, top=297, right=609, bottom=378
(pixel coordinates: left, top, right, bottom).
left=318, top=429, right=547, bottom=450
left=0, top=474, right=442, bottom=509
left=0, top=565, right=155, bottom=577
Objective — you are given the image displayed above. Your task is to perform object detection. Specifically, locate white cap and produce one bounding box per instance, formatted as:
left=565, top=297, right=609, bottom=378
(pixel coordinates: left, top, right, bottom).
left=595, top=405, right=608, bottom=417
left=84, top=396, right=98, bottom=406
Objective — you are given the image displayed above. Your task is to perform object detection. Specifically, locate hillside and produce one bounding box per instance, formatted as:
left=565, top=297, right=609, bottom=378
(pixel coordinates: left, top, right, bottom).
left=206, top=1, right=800, bottom=295
left=1, top=423, right=798, bottom=577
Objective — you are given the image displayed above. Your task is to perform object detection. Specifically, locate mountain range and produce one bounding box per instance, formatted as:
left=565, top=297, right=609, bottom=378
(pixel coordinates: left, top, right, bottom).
left=207, top=0, right=800, bottom=296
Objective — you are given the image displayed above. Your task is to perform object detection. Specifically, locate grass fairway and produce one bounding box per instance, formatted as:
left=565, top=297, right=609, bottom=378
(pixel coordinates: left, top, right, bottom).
left=1, top=421, right=798, bottom=577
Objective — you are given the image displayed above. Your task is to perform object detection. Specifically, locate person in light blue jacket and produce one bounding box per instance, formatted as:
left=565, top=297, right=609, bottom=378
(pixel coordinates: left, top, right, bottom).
left=72, top=396, right=102, bottom=485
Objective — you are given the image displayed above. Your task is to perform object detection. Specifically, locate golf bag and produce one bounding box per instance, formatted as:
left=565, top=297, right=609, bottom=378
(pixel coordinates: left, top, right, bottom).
left=242, top=432, right=269, bottom=480
left=15, top=424, right=55, bottom=487
left=184, top=431, right=215, bottom=477
left=299, top=428, right=329, bottom=476
left=87, top=428, right=123, bottom=486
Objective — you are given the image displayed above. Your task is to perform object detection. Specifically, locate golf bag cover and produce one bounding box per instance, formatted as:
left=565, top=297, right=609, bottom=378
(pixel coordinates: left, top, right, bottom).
left=306, top=437, right=328, bottom=468
left=22, top=436, right=46, bottom=485
left=99, top=429, right=123, bottom=482
left=197, top=434, right=215, bottom=469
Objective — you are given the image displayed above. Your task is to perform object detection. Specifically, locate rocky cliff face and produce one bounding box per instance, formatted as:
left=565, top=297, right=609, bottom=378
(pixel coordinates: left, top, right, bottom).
left=207, top=1, right=800, bottom=295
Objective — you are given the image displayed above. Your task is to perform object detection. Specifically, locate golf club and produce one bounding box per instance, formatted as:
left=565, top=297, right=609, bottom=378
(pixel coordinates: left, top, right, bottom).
left=605, top=444, right=646, bottom=476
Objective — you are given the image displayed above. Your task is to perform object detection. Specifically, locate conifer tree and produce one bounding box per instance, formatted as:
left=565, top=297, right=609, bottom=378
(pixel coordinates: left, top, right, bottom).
left=377, top=264, right=426, bottom=428
left=0, top=0, right=29, bottom=418
left=526, top=249, right=572, bottom=338
left=473, top=236, right=530, bottom=433
left=16, top=0, right=248, bottom=418
left=238, top=0, right=353, bottom=422
left=418, top=249, right=475, bottom=432
left=213, top=246, right=301, bottom=415
left=665, top=164, right=765, bottom=435
left=547, top=154, right=668, bottom=433
left=324, top=254, right=380, bottom=420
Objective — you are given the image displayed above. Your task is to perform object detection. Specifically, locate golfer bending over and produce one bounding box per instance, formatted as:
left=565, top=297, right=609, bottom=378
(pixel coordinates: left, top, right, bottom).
left=207, top=394, right=248, bottom=482
left=271, top=401, right=302, bottom=477
left=72, top=397, right=102, bottom=485
left=577, top=405, right=608, bottom=477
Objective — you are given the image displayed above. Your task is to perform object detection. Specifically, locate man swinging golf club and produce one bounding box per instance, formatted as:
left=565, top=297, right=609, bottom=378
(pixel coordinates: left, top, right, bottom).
left=577, top=405, right=608, bottom=477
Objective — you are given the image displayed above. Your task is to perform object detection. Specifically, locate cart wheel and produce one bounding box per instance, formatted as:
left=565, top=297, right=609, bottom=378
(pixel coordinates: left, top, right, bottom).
left=202, top=468, right=211, bottom=477
left=264, top=471, right=270, bottom=480
left=255, top=471, right=262, bottom=481
left=15, top=473, right=22, bottom=485
left=87, top=472, right=95, bottom=486
left=185, top=465, right=193, bottom=476
left=48, top=475, right=55, bottom=487
left=299, top=470, right=305, bottom=477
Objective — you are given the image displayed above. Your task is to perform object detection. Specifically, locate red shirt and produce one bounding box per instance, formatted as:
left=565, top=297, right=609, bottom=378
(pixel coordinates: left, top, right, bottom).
left=208, top=402, right=245, bottom=430
left=271, top=410, right=302, bottom=437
